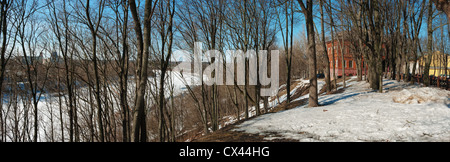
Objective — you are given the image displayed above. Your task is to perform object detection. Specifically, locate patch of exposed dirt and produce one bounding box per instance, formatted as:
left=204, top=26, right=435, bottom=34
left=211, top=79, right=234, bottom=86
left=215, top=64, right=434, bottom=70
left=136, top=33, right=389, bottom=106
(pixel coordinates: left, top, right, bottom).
left=270, top=80, right=308, bottom=102
left=269, top=98, right=309, bottom=113
left=319, top=77, right=355, bottom=94
left=193, top=119, right=298, bottom=142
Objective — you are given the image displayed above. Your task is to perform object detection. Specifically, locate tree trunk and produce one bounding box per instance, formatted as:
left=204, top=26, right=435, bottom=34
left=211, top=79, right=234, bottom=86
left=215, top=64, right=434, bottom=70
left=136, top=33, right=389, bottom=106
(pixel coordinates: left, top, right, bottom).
left=297, top=0, right=319, bottom=107
left=0, top=0, right=10, bottom=142
left=158, top=0, right=175, bottom=142
left=119, top=0, right=130, bottom=142
left=129, top=0, right=152, bottom=142
left=320, top=0, right=331, bottom=93
left=254, top=0, right=261, bottom=116
left=338, top=34, right=345, bottom=88
left=327, top=0, right=337, bottom=90
left=92, top=33, right=104, bottom=142
left=424, top=0, right=434, bottom=86
left=284, top=1, right=291, bottom=104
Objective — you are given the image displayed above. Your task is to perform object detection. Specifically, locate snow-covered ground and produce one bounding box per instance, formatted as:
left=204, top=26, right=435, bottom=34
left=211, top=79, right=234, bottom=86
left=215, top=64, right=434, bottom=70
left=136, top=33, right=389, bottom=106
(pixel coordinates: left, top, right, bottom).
left=235, top=79, right=450, bottom=142
left=153, top=70, right=202, bottom=97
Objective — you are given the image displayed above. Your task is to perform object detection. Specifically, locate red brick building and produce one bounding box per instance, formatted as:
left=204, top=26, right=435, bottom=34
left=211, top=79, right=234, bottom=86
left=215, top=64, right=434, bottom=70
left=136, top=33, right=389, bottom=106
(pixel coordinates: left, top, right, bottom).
left=326, top=40, right=361, bottom=79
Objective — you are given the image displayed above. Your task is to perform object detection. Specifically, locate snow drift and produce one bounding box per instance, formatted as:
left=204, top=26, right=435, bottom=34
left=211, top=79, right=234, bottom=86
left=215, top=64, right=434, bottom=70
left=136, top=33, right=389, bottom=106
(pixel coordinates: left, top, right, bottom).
left=392, top=87, right=450, bottom=105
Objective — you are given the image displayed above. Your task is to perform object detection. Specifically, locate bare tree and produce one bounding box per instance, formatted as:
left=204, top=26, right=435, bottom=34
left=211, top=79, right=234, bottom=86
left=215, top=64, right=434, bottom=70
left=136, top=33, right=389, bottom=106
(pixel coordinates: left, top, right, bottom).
left=409, top=1, right=427, bottom=83
left=356, top=0, right=384, bottom=92
left=424, top=0, right=435, bottom=86
left=192, top=0, right=225, bottom=131
left=129, top=0, right=157, bottom=142
left=73, top=0, right=107, bottom=142
left=277, top=0, right=294, bottom=104
left=155, top=0, right=175, bottom=142
left=432, top=0, right=450, bottom=39
left=259, top=0, right=277, bottom=113
left=319, top=0, right=331, bottom=93
left=296, top=0, right=318, bottom=107
left=326, top=0, right=337, bottom=90
left=175, top=0, right=208, bottom=135
left=14, top=0, right=51, bottom=142
left=118, top=0, right=130, bottom=142
left=47, top=0, right=79, bottom=142
left=0, top=0, right=15, bottom=142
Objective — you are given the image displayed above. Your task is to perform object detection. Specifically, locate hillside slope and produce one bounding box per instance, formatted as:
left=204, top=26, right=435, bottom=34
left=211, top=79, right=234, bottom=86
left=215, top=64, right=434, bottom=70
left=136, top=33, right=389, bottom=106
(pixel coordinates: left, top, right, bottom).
left=197, top=78, right=450, bottom=142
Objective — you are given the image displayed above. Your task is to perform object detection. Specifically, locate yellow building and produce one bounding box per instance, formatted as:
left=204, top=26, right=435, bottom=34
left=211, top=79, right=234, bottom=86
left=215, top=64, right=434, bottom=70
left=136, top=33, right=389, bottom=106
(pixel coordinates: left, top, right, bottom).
left=419, top=51, right=450, bottom=76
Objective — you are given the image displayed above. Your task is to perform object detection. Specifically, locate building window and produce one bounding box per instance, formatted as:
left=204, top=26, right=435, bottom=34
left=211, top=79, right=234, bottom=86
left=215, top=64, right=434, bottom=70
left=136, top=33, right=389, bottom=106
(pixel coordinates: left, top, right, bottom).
left=343, top=60, right=346, bottom=68
left=349, top=60, right=353, bottom=68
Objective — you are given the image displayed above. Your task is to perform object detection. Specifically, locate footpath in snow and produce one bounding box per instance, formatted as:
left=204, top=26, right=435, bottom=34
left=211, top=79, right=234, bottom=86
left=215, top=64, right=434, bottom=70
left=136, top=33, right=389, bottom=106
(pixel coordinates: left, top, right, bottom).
left=235, top=78, right=450, bottom=142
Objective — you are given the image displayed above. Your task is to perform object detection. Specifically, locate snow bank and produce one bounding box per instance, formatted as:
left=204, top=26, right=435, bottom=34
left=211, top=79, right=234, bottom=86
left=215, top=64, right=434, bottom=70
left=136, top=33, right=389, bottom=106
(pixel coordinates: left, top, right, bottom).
left=392, top=87, right=450, bottom=105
